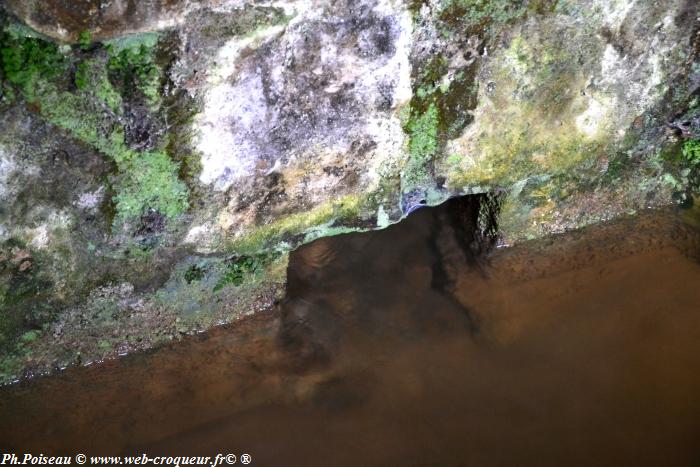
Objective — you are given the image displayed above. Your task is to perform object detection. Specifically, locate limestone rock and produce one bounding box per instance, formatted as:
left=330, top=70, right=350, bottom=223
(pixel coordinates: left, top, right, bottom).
left=3, top=0, right=193, bottom=42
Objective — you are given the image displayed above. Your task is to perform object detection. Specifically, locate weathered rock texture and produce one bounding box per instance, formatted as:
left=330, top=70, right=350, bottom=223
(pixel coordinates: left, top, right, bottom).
left=0, top=0, right=699, bottom=382
left=4, top=0, right=194, bottom=42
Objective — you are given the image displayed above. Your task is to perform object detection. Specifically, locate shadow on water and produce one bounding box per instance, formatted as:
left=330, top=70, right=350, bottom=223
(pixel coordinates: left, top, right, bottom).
left=2, top=197, right=700, bottom=467
left=281, top=195, right=500, bottom=359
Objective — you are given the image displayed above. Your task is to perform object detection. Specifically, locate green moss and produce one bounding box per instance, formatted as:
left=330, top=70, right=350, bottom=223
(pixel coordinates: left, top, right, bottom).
left=0, top=240, right=55, bottom=362
left=151, top=253, right=288, bottom=338
left=402, top=0, right=559, bottom=196
left=0, top=270, right=49, bottom=311
left=107, top=43, right=161, bottom=109
left=0, top=354, right=20, bottom=381
left=78, top=30, right=92, bottom=51
left=439, top=0, right=528, bottom=27
left=184, top=264, right=206, bottom=284
left=682, top=139, right=700, bottom=167
left=74, top=61, right=88, bottom=89
left=0, top=28, right=188, bottom=221
left=75, top=59, right=123, bottom=112
left=113, top=150, right=189, bottom=221
left=39, top=87, right=128, bottom=159
left=679, top=139, right=700, bottom=193
left=0, top=30, right=68, bottom=102
left=403, top=1, right=496, bottom=193
left=98, top=339, right=113, bottom=352
left=214, top=251, right=281, bottom=292
left=438, top=0, right=555, bottom=29
left=19, top=330, right=40, bottom=344
left=403, top=103, right=440, bottom=189
left=407, top=103, right=439, bottom=163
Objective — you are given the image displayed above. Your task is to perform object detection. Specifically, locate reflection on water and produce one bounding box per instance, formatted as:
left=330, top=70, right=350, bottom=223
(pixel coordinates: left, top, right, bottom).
left=2, top=199, right=700, bottom=467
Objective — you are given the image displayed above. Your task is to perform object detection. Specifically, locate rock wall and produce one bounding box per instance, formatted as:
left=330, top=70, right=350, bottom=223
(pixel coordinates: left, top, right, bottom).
left=0, top=0, right=699, bottom=382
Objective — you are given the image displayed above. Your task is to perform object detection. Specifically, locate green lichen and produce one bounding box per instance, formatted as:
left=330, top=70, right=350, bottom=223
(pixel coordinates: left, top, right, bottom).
left=231, top=195, right=363, bottom=254
left=503, top=33, right=577, bottom=116
left=443, top=21, right=607, bottom=190
left=448, top=121, right=605, bottom=189
left=103, top=32, right=160, bottom=54
left=402, top=0, right=560, bottom=196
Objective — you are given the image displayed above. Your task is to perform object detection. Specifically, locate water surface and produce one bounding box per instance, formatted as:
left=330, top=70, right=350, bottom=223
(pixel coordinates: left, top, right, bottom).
left=2, top=201, right=700, bottom=466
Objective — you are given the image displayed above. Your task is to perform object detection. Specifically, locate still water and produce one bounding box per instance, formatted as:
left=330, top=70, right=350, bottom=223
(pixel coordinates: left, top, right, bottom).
left=2, top=199, right=700, bottom=466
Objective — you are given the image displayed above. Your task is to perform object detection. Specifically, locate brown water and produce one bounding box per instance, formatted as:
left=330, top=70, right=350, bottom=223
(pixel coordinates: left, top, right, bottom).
left=2, top=201, right=700, bottom=467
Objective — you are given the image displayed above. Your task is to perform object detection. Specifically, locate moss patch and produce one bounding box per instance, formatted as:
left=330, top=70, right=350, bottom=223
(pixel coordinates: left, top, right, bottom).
left=113, top=151, right=189, bottom=220
left=0, top=24, right=188, bottom=222
left=403, top=103, right=440, bottom=188
left=0, top=29, right=68, bottom=102
left=107, top=42, right=162, bottom=110
left=438, top=0, right=529, bottom=28
left=682, top=139, right=700, bottom=166
left=214, top=251, right=282, bottom=292
left=75, top=58, right=123, bottom=112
